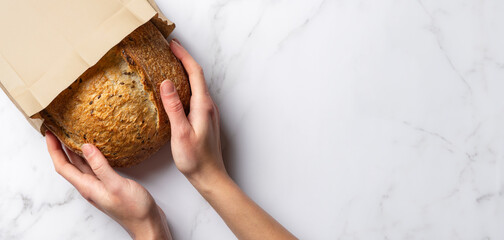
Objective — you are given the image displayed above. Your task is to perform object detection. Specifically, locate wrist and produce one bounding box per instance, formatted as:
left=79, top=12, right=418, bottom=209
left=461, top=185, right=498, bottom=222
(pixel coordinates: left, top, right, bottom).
left=187, top=167, right=231, bottom=195
left=129, top=206, right=171, bottom=240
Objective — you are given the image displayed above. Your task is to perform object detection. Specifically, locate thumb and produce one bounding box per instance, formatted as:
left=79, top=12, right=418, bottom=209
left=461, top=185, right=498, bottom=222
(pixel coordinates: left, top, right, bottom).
left=160, top=80, right=191, bottom=136
left=82, top=144, right=123, bottom=189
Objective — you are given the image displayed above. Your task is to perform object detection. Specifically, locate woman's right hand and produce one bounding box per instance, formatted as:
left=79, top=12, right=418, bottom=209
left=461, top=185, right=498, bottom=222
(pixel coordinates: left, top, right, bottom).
left=162, top=39, right=297, bottom=240
left=160, top=39, right=227, bottom=187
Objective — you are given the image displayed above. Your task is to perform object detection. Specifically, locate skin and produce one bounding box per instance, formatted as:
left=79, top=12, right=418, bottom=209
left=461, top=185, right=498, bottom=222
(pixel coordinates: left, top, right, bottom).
left=46, top=39, right=297, bottom=240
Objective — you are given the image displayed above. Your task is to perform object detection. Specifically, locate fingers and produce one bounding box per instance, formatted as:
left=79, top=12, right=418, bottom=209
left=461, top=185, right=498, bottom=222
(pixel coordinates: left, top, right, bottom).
left=64, top=146, right=94, bottom=176
left=169, top=38, right=220, bottom=126
left=161, top=80, right=193, bottom=137
left=46, top=131, right=90, bottom=190
left=81, top=144, right=124, bottom=190
left=46, top=132, right=106, bottom=204
left=168, top=38, right=221, bottom=139
left=169, top=39, right=208, bottom=97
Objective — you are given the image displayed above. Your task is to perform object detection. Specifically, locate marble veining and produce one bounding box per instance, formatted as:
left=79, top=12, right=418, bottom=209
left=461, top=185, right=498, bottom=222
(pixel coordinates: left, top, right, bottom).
left=1, top=0, right=504, bottom=239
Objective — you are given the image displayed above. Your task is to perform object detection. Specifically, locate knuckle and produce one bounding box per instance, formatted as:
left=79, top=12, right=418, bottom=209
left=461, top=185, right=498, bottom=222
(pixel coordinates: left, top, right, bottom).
left=107, top=196, right=122, bottom=208
left=190, top=65, right=204, bottom=76
left=54, top=164, right=67, bottom=175
left=166, top=98, right=184, bottom=113
left=207, top=106, right=215, bottom=116
left=202, top=101, right=215, bottom=115
left=198, top=67, right=204, bottom=76
left=109, top=182, right=123, bottom=195
left=91, top=161, right=105, bottom=174
left=54, top=166, right=61, bottom=174
left=83, top=149, right=95, bottom=160
left=79, top=189, right=91, bottom=201
left=174, top=125, right=191, bottom=139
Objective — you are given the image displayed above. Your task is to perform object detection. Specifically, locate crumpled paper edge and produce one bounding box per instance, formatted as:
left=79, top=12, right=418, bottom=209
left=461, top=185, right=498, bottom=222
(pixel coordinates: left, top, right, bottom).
left=9, top=1, right=176, bottom=135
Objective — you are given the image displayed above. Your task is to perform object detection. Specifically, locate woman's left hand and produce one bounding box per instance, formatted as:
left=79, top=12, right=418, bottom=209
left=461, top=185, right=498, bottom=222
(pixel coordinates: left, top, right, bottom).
left=45, top=131, right=171, bottom=240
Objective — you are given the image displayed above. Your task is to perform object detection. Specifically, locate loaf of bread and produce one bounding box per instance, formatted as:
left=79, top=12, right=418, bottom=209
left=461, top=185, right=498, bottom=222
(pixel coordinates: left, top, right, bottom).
left=39, top=21, right=191, bottom=167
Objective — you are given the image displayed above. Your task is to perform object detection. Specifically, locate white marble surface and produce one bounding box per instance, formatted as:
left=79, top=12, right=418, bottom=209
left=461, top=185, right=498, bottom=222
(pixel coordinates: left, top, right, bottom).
left=1, top=0, right=504, bottom=239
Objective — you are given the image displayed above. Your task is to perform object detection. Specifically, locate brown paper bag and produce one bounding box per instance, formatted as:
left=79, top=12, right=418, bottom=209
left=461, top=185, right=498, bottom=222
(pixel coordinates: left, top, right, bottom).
left=0, top=0, right=175, bottom=133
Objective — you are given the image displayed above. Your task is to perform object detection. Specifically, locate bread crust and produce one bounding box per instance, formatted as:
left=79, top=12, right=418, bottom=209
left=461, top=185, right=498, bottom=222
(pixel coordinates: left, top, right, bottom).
left=40, top=22, right=190, bottom=167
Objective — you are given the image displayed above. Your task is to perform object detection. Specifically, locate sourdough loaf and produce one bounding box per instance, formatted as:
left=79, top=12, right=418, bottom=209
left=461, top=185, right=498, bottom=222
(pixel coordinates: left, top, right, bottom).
left=40, top=21, right=190, bottom=167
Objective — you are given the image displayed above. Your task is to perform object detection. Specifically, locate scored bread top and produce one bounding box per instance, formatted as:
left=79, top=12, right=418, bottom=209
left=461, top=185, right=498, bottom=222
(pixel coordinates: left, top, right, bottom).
left=40, top=21, right=190, bottom=167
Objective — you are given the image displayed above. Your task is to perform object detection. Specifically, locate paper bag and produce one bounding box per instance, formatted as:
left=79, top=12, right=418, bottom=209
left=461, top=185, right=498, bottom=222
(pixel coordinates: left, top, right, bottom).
left=0, top=0, right=175, bottom=133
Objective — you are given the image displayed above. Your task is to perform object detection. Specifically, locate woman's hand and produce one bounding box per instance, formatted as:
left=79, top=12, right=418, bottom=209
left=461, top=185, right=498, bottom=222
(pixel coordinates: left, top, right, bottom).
left=161, top=39, right=297, bottom=240
left=160, top=39, right=227, bottom=188
left=45, top=131, right=171, bottom=240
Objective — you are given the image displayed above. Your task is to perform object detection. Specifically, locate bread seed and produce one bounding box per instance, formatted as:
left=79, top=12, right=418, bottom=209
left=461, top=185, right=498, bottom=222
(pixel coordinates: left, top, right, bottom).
left=126, top=56, right=135, bottom=66
left=89, top=101, right=93, bottom=105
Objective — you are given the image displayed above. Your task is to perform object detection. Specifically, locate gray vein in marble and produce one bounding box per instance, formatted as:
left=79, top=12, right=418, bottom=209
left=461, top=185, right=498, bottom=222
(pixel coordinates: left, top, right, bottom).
left=441, top=153, right=481, bottom=202
left=2, top=188, right=77, bottom=239
left=336, top=220, right=348, bottom=240
left=84, top=214, right=93, bottom=221
left=246, top=10, right=264, bottom=39
left=13, top=194, right=33, bottom=222
left=188, top=203, right=212, bottom=240
left=476, top=193, right=495, bottom=203
left=378, top=186, right=395, bottom=240
left=416, top=0, right=473, bottom=96
left=379, top=185, right=394, bottom=214
left=275, top=0, right=330, bottom=53
left=206, top=0, right=245, bottom=95
left=207, top=1, right=268, bottom=95
left=402, top=119, right=496, bottom=207
left=465, top=123, right=481, bottom=142
left=402, top=121, right=453, bottom=147
left=37, top=188, right=76, bottom=211
left=336, top=198, right=356, bottom=240
left=458, top=155, right=475, bottom=182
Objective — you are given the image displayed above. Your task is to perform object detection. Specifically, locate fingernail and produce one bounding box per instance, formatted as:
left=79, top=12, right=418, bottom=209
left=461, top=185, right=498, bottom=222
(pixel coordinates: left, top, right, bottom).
left=171, top=38, right=181, bottom=46
left=161, top=80, right=175, bottom=95
left=82, top=144, right=94, bottom=158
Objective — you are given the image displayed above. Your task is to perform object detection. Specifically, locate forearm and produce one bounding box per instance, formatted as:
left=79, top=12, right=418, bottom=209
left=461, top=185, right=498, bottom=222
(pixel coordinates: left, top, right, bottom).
left=189, top=172, right=297, bottom=240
